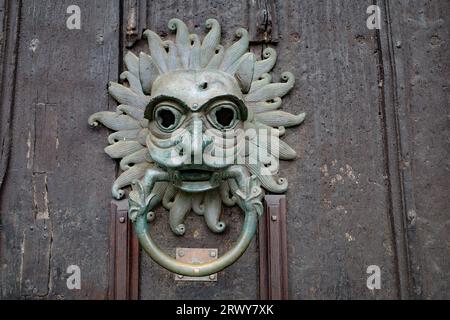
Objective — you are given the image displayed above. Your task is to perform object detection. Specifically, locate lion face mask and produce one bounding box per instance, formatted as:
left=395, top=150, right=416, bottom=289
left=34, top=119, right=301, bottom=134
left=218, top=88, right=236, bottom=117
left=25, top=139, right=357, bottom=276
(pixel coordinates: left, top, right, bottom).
left=89, top=18, right=305, bottom=276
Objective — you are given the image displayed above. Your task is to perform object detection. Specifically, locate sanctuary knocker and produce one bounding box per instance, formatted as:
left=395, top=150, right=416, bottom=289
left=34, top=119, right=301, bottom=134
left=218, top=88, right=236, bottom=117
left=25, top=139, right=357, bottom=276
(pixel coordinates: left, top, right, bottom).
left=89, top=18, right=305, bottom=276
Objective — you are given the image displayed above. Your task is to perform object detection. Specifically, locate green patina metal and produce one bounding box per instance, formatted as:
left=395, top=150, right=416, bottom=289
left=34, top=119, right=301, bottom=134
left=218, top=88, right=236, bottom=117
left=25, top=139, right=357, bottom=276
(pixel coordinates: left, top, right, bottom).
left=89, top=18, right=305, bottom=276
left=129, top=168, right=262, bottom=276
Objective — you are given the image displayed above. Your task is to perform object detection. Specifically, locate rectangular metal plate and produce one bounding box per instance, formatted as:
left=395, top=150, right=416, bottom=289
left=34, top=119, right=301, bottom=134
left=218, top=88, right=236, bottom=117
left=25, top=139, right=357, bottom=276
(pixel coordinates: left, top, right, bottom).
left=174, top=248, right=218, bottom=282
left=109, top=200, right=139, bottom=300
left=259, top=195, right=288, bottom=300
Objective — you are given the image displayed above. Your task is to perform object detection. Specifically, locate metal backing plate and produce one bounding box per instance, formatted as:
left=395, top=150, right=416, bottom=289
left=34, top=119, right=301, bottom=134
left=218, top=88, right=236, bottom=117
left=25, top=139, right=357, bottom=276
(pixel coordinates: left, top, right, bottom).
left=174, top=248, right=218, bottom=282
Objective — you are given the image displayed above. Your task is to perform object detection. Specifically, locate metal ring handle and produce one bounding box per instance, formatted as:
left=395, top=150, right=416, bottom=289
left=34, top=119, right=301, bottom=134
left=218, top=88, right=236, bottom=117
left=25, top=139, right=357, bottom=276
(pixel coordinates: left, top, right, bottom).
left=133, top=207, right=258, bottom=277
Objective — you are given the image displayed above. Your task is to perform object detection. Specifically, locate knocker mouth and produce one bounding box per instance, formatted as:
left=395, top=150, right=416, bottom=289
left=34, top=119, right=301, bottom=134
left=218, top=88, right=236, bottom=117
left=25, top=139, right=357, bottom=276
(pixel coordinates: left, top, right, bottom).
left=168, top=167, right=224, bottom=193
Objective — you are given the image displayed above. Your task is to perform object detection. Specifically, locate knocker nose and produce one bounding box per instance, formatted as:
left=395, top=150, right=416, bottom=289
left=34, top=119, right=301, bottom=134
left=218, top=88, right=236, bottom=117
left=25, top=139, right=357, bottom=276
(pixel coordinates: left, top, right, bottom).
left=189, top=116, right=212, bottom=165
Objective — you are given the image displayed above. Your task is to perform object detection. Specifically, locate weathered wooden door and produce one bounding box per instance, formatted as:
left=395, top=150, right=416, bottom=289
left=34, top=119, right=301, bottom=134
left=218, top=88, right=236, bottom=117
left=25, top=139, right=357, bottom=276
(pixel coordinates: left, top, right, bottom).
left=0, top=0, right=448, bottom=299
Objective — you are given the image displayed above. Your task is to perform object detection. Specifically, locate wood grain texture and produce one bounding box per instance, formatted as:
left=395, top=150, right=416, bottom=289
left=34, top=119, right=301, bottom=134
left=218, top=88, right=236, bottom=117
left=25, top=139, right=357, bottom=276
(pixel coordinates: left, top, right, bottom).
left=146, top=0, right=249, bottom=42
left=0, top=0, right=120, bottom=299
left=275, top=0, right=399, bottom=299
left=0, top=0, right=21, bottom=194
left=0, top=0, right=448, bottom=300
left=378, top=0, right=450, bottom=299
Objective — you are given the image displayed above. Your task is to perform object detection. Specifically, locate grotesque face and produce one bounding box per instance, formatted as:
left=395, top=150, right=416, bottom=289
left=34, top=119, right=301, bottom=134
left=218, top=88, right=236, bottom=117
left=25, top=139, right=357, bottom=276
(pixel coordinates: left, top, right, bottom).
left=89, top=18, right=305, bottom=235
left=145, top=70, right=247, bottom=192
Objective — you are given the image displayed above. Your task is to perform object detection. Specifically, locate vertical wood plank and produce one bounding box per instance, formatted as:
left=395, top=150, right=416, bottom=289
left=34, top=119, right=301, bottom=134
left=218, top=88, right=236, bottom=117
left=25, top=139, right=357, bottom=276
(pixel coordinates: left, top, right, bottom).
left=0, top=0, right=21, bottom=192
left=378, top=0, right=450, bottom=299
left=0, top=0, right=120, bottom=299
left=0, top=0, right=22, bottom=298
left=275, top=0, right=399, bottom=299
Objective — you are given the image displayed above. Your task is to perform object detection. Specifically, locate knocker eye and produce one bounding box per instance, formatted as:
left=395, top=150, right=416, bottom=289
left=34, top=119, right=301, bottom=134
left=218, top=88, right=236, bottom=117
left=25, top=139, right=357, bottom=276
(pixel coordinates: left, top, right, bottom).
left=208, top=103, right=239, bottom=130
left=154, top=105, right=183, bottom=132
